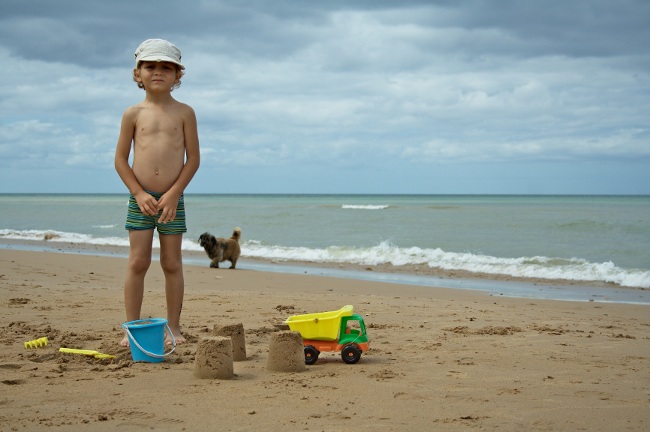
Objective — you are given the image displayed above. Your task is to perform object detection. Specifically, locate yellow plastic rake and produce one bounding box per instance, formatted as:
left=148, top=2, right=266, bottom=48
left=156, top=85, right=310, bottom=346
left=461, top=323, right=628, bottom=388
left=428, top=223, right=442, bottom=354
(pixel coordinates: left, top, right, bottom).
left=59, top=348, right=116, bottom=360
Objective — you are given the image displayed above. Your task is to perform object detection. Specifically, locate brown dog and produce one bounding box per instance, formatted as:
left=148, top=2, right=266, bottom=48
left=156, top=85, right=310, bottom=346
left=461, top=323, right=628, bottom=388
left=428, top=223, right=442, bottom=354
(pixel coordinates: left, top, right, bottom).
left=198, top=227, right=241, bottom=269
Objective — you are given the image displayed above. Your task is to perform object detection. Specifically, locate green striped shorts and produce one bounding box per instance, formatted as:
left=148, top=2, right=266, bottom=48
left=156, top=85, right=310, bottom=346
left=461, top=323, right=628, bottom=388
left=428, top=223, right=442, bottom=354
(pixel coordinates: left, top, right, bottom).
left=125, top=192, right=187, bottom=235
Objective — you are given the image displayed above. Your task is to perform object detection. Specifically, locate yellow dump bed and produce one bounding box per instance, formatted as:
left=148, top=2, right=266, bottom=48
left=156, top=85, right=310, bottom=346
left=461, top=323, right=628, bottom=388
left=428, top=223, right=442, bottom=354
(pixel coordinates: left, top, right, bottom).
left=285, top=305, right=354, bottom=341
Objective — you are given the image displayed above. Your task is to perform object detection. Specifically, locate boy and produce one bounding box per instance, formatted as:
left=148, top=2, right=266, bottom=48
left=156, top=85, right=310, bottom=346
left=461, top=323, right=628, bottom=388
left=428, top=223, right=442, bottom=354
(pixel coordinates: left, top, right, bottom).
left=115, top=39, right=200, bottom=346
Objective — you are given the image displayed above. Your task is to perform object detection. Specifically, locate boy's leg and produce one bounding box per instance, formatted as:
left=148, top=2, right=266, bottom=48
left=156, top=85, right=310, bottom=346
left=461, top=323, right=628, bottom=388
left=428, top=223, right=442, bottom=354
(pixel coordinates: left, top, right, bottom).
left=159, top=233, right=186, bottom=345
left=120, top=229, right=154, bottom=347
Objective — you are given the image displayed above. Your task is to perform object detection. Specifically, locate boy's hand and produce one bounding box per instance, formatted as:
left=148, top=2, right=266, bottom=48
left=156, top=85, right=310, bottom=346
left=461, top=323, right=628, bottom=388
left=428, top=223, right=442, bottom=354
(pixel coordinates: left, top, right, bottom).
left=134, top=191, right=159, bottom=216
left=157, top=192, right=180, bottom=224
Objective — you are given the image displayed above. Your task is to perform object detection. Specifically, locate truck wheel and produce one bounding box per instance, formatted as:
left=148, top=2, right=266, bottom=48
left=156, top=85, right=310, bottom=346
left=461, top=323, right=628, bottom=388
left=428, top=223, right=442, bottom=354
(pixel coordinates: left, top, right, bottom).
left=304, top=345, right=320, bottom=365
left=341, top=344, right=362, bottom=364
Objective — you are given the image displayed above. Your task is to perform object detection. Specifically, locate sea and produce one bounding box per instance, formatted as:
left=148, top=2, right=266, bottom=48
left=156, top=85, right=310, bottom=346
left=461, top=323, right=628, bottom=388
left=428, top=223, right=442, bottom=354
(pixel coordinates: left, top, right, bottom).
left=1, top=194, right=649, bottom=304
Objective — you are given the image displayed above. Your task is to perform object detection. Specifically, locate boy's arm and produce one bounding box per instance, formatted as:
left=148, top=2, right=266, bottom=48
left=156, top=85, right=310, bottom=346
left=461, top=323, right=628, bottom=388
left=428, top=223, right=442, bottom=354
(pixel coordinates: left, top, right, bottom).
left=114, top=108, right=159, bottom=216
left=157, top=105, right=201, bottom=223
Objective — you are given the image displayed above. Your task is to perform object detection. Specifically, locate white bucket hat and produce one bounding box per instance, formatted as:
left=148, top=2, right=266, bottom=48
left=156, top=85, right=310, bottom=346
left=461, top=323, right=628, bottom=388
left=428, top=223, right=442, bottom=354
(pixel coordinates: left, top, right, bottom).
left=134, top=39, right=184, bottom=69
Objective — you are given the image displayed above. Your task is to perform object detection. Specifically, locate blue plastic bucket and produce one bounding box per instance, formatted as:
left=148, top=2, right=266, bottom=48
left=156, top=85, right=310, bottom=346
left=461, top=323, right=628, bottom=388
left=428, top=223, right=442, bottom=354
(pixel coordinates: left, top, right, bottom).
left=122, top=318, right=176, bottom=363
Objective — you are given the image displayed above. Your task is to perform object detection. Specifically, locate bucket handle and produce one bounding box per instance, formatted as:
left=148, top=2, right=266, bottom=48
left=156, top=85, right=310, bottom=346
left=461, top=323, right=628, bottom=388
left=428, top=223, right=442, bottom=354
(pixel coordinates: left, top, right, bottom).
left=122, top=321, right=176, bottom=359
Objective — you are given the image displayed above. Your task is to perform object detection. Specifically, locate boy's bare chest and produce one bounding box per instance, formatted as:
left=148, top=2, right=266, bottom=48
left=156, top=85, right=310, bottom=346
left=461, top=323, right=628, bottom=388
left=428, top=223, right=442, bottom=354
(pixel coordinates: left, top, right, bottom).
left=137, top=122, right=182, bottom=140
left=134, top=107, right=183, bottom=138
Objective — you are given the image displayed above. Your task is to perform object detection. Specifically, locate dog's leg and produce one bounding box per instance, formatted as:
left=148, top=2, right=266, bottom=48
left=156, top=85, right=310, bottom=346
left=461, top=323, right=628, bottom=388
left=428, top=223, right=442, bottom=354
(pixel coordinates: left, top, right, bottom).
left=214, top=249, right=224, bottom=268
left=210, top=258, right=220, bottom=268
left=229, top=258, right=237, bottom=269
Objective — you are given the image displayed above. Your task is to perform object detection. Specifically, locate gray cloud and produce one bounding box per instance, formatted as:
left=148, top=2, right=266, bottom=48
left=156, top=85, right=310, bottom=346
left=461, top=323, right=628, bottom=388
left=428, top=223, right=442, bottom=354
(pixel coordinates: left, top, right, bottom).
left=0, top=0, right=648, bottom=193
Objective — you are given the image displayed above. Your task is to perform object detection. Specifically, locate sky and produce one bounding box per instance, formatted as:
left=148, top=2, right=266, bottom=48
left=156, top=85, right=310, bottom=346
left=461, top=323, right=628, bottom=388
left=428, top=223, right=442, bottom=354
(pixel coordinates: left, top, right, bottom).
left=1, top=0, right=649, bottom=195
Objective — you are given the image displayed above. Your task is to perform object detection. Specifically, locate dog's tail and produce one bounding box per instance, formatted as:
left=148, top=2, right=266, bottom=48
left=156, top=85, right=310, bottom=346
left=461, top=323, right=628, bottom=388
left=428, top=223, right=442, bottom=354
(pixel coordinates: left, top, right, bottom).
left=231, top=227, right=242, bottom=242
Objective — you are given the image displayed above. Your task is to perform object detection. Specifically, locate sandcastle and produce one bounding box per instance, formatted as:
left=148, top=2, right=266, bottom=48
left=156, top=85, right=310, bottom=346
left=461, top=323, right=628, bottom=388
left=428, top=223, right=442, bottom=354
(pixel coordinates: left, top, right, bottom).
left=267, top=330, right=306, bottom=372
left=193, top=336, right=234, bottom=379
left=212, top=323, right=247, bottom=361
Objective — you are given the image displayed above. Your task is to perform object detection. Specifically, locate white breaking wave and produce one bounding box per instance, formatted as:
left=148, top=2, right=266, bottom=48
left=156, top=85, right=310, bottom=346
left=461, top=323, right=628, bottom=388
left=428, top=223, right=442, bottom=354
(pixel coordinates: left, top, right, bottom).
left=241, top=240, right=650, bottom=289
left=341, top=204, right=389, bottom=210
left=1, top=229, right=648, bottom=288
left=0, top=229, right=131, bottom=247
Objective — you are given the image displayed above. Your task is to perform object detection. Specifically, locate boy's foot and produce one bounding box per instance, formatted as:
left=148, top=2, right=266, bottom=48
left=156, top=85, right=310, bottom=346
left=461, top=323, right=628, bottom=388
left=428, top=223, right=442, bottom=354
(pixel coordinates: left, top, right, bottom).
left=120, top=335, right=130, bottom=347
left=166, top=330, right=186, bottom=346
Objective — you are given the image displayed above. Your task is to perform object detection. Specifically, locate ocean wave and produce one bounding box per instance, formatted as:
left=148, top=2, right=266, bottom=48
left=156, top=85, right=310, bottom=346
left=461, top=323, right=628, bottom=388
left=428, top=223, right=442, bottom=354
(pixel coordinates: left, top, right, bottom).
left=242, top=240, right=650, bottom=289
left=0, top=229, right=131, bottom=247
left=2, top=229, right=648, bottom=288
left=341, top=204, right=389, bottom=210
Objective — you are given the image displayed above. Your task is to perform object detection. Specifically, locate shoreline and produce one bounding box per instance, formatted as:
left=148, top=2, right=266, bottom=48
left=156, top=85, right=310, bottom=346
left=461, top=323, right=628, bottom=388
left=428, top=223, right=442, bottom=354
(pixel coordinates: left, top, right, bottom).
left=1, top=238, right=648, bottom=305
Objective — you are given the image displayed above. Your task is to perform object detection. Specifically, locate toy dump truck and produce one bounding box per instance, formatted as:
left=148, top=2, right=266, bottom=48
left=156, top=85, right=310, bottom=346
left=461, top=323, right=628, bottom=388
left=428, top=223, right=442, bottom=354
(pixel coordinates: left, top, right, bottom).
left=285, top=305, right=369, bottom=364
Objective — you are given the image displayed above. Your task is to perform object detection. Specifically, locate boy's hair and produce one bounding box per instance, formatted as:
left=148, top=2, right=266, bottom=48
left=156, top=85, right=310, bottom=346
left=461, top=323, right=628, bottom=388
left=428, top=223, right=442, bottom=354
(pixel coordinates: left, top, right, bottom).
left=133, top=63, right=184, bottom=90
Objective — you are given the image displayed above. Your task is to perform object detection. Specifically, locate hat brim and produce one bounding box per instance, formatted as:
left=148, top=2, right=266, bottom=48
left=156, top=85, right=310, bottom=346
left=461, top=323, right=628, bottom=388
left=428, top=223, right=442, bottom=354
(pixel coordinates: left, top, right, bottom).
left=136, top=55, right=184, bottom=69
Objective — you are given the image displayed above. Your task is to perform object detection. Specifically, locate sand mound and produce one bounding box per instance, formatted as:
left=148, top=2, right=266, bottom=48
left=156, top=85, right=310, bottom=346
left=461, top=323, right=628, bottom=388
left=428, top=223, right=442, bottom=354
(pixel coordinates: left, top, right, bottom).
left=194, top=336, right=233, bottom=379
left=267, top=331, right=306, bottom=372
left=213, top=323, right=247, bottom=361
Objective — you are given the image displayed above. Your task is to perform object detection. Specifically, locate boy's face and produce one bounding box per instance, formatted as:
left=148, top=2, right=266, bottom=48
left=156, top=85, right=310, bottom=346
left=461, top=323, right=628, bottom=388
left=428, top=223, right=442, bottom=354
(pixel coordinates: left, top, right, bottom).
left=134, top=61, right=181, bottom=91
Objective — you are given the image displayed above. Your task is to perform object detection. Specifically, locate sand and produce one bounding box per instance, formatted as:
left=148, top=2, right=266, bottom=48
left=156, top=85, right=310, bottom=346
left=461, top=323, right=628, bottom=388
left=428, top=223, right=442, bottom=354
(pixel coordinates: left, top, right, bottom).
left=0, top=248, right=649, bottom=431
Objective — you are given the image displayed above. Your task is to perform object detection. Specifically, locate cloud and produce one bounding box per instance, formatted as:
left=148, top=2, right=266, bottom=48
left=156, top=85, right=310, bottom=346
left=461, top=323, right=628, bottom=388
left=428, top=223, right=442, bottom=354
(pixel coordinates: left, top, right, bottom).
left=0, top=0, right=648, bottom=193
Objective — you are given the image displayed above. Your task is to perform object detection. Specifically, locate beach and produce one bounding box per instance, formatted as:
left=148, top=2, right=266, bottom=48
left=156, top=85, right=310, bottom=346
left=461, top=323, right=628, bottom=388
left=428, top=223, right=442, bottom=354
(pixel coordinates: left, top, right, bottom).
left=1, top=248, right=648, bottom=431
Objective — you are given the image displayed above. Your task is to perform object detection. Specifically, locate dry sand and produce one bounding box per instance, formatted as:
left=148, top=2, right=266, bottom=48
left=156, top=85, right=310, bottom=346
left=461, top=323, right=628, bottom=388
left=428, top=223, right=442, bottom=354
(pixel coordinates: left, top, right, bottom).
left=1, top=248, right=649, bottom=431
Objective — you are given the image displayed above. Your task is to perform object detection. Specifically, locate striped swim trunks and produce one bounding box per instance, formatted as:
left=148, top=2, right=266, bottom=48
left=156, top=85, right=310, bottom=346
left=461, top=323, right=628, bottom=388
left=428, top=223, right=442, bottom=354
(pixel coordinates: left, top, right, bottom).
left=125, top=192, right=187, bottom=235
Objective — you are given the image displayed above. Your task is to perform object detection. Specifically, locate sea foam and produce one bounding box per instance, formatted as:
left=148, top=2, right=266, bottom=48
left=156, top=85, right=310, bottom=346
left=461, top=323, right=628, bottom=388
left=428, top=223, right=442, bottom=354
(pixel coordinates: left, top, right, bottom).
left=341, top=204, right=389, bottom=210
left=2, top=229, right=648, bottom=289
left=242, top=240, right=650, bottom=289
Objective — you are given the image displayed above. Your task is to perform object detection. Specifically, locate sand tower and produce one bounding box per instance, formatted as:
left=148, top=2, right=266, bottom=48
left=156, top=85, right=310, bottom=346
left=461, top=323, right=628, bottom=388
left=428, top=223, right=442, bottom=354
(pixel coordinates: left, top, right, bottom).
left=194, top=336, right=234, bottom=379
left=267, top=331, right=306, bottom=372
left=212, top=323, right=247, bottom=361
